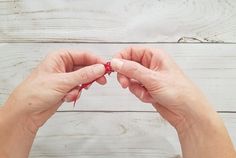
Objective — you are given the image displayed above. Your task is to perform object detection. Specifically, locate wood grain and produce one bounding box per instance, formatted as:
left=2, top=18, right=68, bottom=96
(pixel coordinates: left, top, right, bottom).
left=0, top=0, right=236, bottom=43
left=1, top=1, right=236, bottom=157
left=0, top=43, right=236, bottom=111
left=29, top=112, right=236, bottom=158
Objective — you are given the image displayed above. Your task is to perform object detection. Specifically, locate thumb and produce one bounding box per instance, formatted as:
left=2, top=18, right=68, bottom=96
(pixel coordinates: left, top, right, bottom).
left=111, top=58, right=156, bottom=86
left=65, top=64, right=105, bottom=89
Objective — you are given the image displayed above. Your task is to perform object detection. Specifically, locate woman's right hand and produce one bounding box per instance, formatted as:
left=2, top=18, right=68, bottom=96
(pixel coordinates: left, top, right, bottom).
left=111, top=47, right=214, bottom=131
left=111, top=47, right=236, bottom=158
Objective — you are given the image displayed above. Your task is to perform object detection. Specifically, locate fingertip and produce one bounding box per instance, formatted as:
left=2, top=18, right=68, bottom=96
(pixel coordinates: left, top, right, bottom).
left=96, top=76, right=107, bottom=85
left=98, top=57, right=106, bottom=64
left=120, top=77, right=130, bottom=89
left=111, top=58, right=124, bottom=71
left=93, top=64, right=106, bottom=76
left=63, top=89, right=81, bottom=103
left=117, top=73, right=129, bottom=89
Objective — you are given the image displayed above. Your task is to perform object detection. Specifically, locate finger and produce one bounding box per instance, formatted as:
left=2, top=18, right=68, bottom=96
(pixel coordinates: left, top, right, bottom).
left=111, top=58, right=158, bottom=87
left=116, top=47, right=173, bottom=70
left=63, top=88, right=81, bottom=102
left=114, top=52, right=130, bottom=88
left=117, top=73, right=129, bottom=88
left=73, top=67, right=107, bottom=85
left=128, top=80, right=154, bottom=103
left=116, top=47, right=154, bottom=67
left=65, top=64, right=105, bottom=89
left=73, top=66, right=83, bottom=71
left=44, top=51, right=105, bottom=72
left=62, top=51, right=105, bottom=66
left=96, top=76, right=107, bottom=85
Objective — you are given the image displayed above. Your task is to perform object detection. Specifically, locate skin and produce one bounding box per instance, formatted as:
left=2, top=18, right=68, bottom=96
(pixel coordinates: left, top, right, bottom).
left=0, top=48, right=235, bottom=158
left=111, top=47, right=236, bottom=158
left=0, top=51, right=107, bottom=158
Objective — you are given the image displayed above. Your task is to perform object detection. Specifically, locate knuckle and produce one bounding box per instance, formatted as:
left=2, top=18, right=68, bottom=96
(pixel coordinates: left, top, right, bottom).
left=124, top=47, right=133, bottom=53
left=46, top=50, right=68, bottom=60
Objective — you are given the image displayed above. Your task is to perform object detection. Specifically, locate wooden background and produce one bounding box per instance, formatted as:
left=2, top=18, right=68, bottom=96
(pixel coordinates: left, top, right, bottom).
left=0, top=0, right=236, bottom=157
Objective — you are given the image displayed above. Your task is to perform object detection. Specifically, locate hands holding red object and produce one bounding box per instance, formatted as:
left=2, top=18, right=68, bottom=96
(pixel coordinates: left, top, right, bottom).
left=0, top=48, right=235, bottom=158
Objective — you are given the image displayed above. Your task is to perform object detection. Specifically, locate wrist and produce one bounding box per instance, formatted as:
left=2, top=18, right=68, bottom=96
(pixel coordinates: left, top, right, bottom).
left=1, top=98, right=38, bottom=136
left=177, top=106, right=221, bottom=138
left=175, top=88, right=218, bottom=134
left=0, top=103, right=37, bottom=158
left=176, top=102, right=236, bottom=158
left=176, top=95, right=221, bottom=135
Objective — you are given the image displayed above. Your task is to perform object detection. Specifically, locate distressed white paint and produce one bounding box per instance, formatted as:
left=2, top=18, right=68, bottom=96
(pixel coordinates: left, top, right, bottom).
left=29, top=112, right=236, bottom=158
left=0, top=0, right=236, bottom=42
left=1, top=0, right=236, bottom=157
left=0, top=43, right=236, bottom=111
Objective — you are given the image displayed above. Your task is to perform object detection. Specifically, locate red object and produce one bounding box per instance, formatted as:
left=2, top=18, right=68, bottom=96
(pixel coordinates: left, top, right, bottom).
left=73, top=62, right=114, bottom=106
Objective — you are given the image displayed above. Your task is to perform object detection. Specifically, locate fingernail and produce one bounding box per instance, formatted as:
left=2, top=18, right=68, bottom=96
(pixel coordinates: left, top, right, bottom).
left=111, top=58, right=124, bottom=70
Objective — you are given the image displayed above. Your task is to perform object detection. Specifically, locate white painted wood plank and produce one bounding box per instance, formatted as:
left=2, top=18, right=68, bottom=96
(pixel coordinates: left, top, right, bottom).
left=0, top=0, right=236, bottom=42
left=0, top=43, right=236, bottom=111
left=30, top=112, right=181, bottom=158
left=29, top=112, right=236, bottom=158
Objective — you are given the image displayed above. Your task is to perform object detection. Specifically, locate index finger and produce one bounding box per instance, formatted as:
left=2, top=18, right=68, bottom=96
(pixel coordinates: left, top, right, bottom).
left=115, top=47, right=171, bottom=68
left=43, top=50, right=105, bottom=73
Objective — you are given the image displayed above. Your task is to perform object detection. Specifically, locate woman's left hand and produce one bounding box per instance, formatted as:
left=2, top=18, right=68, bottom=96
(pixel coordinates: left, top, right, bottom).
left=4, top=50, right=106, bottom=132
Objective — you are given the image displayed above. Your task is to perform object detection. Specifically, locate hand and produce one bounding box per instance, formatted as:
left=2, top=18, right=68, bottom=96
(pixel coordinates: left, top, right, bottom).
left=0, top=50, right=107, bottom=158
left=111, top=47, right=236, bottom=158
left=0, top=51, right=106, bottom=158
left=4, top=50, right=107, bottom=131
left=111, top=47, right=212, bottom=130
